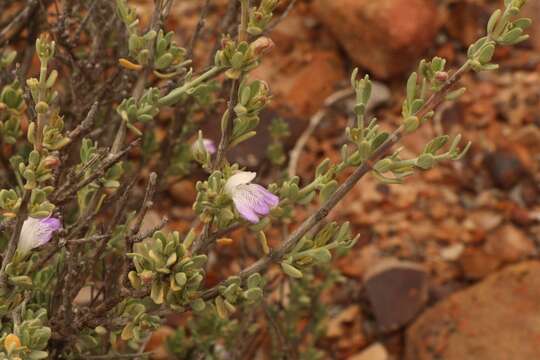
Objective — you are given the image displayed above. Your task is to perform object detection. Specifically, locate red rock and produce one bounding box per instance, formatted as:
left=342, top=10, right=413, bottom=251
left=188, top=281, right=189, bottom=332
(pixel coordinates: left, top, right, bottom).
left=444, top=1, right=491, bottom=46
left=312, top=0, right=440, bottom=78
left=204, top=6, right=345, bottom=167
left=483, top=149, right=527, bottom=190
left=406, top=262, right=540, bottom=360
left=364, top=258, right=428, bottom=332
left=459, top=248, right=501, bottom=280
left=168, top=180, right=197, bottom=205
left=350, top=343, right=389, bottom=360
left=522, top=1, right=540, bottom=50
left=484, top=224, right=535, bottom=263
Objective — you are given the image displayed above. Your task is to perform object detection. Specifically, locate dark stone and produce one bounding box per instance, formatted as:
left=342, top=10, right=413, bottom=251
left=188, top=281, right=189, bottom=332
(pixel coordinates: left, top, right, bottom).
left=363, top=258, right=428, bottom=333
left=483, top=150, right=526, bottom=190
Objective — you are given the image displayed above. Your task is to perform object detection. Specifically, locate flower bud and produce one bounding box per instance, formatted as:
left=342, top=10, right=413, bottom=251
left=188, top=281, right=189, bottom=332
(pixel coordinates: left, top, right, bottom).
left=140, top=270, right=154, bottom=284
left=250, top=36, right=275, bottom=56
left=217, top=237, right=233, bottom=246
left=435, top=71, right=448, bottom=82
left=4, top=334, right=21, bottom=353
left=43, top=156, right=60, bottom=169
left=36, top=33, right=55, bottom=60
left=35, top=101, right=49, bottom=114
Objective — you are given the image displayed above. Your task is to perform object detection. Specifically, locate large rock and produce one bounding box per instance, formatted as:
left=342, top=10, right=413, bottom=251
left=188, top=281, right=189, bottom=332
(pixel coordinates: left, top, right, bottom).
left=484, top=224, right=536, bottom=263
left=349, top=343, right=389, bottom=360
left=312, top=0, right=440, bottom=78
left=522, top=1, right=540, bottom=50
left=364, top=258, right=428, bottom=332
left=250, top=5, right=345, bottom=119
left=406, top=261, right=540, bottom=360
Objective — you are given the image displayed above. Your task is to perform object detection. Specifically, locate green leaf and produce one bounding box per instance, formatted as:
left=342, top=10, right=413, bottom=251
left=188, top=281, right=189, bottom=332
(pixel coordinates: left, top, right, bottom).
left=281, top=262, right=303, bottom=278
left=424, top=135, right=448, bottom=154
left=406, top=72, right=417, bottom=106
left=244, top=287, right=263, bottom=301
left=487, top=9, right=501, bottom=34
left=28, top=351, right=49, bottom=360
left=320, top=180, right=338, bottom=203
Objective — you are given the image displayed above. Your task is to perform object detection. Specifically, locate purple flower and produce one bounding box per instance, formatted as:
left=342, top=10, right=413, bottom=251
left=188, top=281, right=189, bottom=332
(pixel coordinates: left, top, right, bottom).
left=192, top=138, right=216, bottom=156
left=225, top=171, right=279, bottom=224
left=202, top=139, right=216, bottom=155
left=17, top=217, right=61, bottom=254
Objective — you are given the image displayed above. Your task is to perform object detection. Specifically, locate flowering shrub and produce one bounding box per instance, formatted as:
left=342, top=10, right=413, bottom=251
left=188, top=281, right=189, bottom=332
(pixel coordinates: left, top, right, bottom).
left=0, top=0, right=533, bottom=358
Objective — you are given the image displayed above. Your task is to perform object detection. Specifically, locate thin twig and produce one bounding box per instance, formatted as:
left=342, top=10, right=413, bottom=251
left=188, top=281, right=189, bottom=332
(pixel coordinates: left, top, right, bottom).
left=67, top=101, right=99, bottom=142
left=0, top=0, right=40, bottom=46
left=53, top=139, right=140, bottom=204
left=287, top=88, right=354, bottom=177
left=187, top=0, right=211, bottom=59
left=212, top=79, right=240, bottom=169
left=264, top=0, right=297, bottom=35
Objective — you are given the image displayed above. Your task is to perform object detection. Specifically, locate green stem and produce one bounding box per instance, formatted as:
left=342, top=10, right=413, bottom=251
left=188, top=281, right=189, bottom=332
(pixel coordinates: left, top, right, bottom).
left=158, top=66, right=226, bottom=107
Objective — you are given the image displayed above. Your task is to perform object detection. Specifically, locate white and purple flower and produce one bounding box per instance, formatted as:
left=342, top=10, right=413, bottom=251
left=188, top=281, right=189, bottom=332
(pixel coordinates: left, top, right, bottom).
left=17, top=217, right=61, bottom=255
left=225, top=171, right=279, bottom=224
left=202, top=139, right=216, bottom=155
left=192, top=138, right=216, bottom=156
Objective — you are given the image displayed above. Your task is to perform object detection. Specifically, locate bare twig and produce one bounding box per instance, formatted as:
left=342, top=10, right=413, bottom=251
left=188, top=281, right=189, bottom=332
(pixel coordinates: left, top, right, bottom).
left=67, top=101, right=99, bottom=142
left=53, top=139, right=140, bottom=204
left=264, top=0, right=297, bottom=35
left=127, top=172, right=158, bottom=250
left=0, top=0, right=40, bottom=46
left=287, top=88, right=354, bottom=177
left=212, top=79, right=240, bottom=169
left=187, top=0, right=211, bottom=59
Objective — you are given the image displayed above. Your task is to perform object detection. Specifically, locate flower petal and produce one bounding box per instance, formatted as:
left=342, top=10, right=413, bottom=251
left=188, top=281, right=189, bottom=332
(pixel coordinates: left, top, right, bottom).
left=225, top=171, right=257, bottom=195
left=252, top=184, right=279, bottom=208
left=18, top=217, right=61, bottom=255
left=36, top=217, right=61, bottom=246
left=232, top=196, right=260, bottom=223
left=202, top=139, right=216, bottom=154
left=232, top=184, right=279, bottom=223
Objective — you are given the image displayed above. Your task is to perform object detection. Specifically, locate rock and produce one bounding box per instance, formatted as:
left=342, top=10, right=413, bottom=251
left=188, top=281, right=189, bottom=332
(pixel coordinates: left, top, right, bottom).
left=251, top=4, right=345, bottom=119
left=168, top=179, right=197, bottom=205
left=326, top=305, right=368, bottom=352
left=483, top=149, right=527, bottom=190
left=459, top=247, right=501, bottom=280
left=145, top=326, right=175, bottom=360
left=444, top=0, right=491, bottom=46
left=364, top=258, right=428, bottom=332
left=484, top=224, right=535, bottom=263
left=312, top=0, right=440, bottom=78
left=440, top=243, right=465, bottom=262
left=406, top=261, right=540, bottom=360
left=326, top=305, right=361, bottom=338
left=467, top=210, right=503, bottom=233
left=522, top=1, right=540, bottom=50
left=349, top=343, right=389, bottom=360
